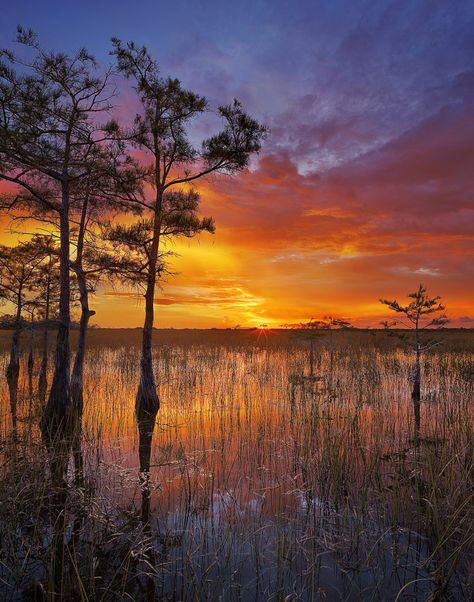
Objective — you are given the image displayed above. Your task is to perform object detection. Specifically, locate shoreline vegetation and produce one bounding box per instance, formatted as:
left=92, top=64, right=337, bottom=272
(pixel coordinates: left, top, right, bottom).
left=1, top=326, right=473, bottom=351
left=1, top=333, right=473, bottom=600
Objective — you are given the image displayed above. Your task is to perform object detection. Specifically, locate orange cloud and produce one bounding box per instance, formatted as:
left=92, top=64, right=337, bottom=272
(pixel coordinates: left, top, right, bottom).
left=1, top=98, right=473, bottom=328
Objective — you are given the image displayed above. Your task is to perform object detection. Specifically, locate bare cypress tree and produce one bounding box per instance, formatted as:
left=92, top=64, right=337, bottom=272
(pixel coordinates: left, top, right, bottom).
left=2, top=158, right=142, bottom=483
left=380, top=284, right=448, bottom=434
left=111, top=39, right=266, bottom=422
left=0, top=28, right=118, bottom=442
left=4, top=159, right=142, bottom=402
left=7, top=176, right=141, bottom=480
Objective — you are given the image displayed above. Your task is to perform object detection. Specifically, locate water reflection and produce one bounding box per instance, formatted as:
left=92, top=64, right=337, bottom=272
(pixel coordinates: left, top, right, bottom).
left=0, top=342, right=472, bottom=600
left=137, top=405, right=158, bottom=600
left=38, top=325, right=49, bottom=406
left=6, top=327, right=21, bottom=437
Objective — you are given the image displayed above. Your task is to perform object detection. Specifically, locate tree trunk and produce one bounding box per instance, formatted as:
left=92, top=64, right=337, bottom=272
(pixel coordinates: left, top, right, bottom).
left=38, top=261, right=52, bottom=405
left=27, top=321, right=34, bottom=408
left=136, top=190, right=162, bottom=418
left=135, top=206, right=160, bottom=599
left=71, top=273, right=95, bottom=483
left=38, top=326, right=49, bottom=406
left=137, top=289, right=159, bottom=414
left=6, top=315, right=21, bottom=436
left=70, top=300, right=90, bottom=415
left=41, top=184, right=71, bottom=445
left=70, top=190, right=90, bottom=414
left=137, top=408, right=156, bottom=599
left=135, top=146, right=163, bottom=578
left=412, top=328, right=421, bottom=437
left=70, top=190, right=93, bottom=483
left=136, top=249, right=160, bottom=468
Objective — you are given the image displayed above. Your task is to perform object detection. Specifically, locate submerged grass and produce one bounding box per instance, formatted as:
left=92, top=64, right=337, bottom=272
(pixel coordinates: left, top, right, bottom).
left=0, top=331, right=473, bottom=600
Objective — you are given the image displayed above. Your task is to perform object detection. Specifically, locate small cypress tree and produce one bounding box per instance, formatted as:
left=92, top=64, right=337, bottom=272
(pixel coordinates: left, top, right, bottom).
left=380, top=284, right=448, bottom=435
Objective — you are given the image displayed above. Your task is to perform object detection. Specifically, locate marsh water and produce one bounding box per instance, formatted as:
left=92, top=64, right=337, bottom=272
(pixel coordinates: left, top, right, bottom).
left=0, top=331, right=473, bottom=600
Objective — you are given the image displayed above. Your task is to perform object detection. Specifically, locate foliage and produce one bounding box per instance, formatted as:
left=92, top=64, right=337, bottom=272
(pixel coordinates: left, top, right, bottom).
left=0, top=236, right=53, bottom=319
left=102, top=189, right=215, bottom=289
left=380, top=284, right=448, bottom=351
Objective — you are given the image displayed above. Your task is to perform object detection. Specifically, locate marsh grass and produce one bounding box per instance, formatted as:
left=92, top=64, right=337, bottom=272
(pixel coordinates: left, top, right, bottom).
left=0, top=331, right=473, bottom=600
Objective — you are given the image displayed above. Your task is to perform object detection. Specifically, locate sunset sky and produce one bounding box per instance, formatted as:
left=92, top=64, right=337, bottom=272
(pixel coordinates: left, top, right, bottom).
left=1, top=1, right=474, bottom=328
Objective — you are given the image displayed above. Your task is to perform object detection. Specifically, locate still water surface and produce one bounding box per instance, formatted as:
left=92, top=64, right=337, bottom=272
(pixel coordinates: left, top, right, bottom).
left=1, top=339, right=473, bottom=600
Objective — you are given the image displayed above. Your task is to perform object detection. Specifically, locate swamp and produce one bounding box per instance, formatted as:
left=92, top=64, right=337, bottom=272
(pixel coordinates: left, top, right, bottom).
left=0, top=329, right=472, bottom=600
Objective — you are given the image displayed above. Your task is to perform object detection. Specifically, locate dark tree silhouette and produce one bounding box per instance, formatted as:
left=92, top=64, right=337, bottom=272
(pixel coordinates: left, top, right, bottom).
left=110, top=39, right=266, bottom=432
left=68, top=176, right=139, bottom=416
left=103, top=188, right=215, bottom=485
left=30, top=238, right=61, bottom=405
left=292, top=319, right=326, bottom=379
left=23, top=301, right=37, bottom=408
left=104, top=189, right=214, bottom=286
left=67, top=171, right=144, bottom=482
left=0, top=28, right=119, bottom=444
left=380, top=284, right=448, bottom=435
left=284, top=316, right=352, bottom=378
left=0, top=238, right=46, bottom=433
left=4, top=161, right=143, bottom=449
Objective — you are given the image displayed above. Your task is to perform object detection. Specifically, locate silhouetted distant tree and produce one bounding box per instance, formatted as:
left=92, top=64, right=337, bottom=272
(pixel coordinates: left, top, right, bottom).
left=380, top=284, right=448, bottom=435
left=291, top=319, right=326, bottom=379
left=322, top=316, right=353, bottom=330
left=284, top=316, right=352, bottom=378
left=110, top=39, right=266, bottom=438
left=0, top=238, right=46, bottom=433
